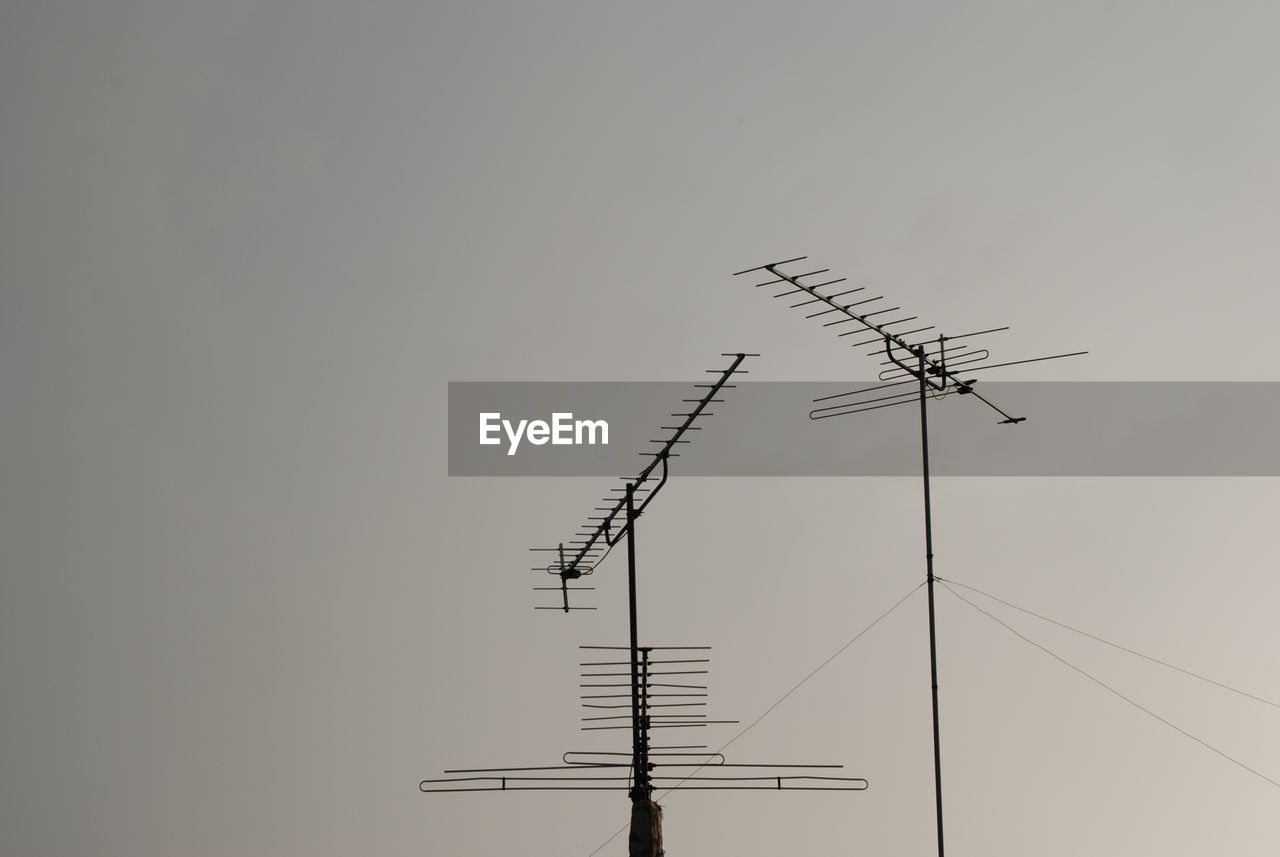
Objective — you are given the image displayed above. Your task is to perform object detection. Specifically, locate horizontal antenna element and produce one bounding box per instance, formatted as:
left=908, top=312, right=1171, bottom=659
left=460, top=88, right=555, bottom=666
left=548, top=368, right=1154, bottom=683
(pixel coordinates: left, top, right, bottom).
left=421, top=643, right=867, bottom=793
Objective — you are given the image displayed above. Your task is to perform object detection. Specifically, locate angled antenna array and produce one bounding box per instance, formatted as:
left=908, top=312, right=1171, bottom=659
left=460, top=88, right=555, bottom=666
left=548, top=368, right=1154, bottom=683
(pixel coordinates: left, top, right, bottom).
left=529, top=353, right=752, bottom=613
left=736, top=256, right=1086, bottom=857
left=734, top=257, right=1085, bottom=423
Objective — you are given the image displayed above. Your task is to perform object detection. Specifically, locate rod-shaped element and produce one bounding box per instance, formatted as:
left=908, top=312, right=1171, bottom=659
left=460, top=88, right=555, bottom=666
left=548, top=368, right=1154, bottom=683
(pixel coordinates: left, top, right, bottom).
left=419, top=776, right=869, bottom=792
left=917, top=348, right=946, bottom=857
left=625, top=483, right=652, bottom=801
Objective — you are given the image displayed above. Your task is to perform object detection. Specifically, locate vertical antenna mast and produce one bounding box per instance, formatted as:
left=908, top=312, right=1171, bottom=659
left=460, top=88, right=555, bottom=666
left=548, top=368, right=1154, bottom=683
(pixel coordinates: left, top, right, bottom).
left=736, top=257, right=1086, bottom=857
left=624, top=482, right=647, bottom=801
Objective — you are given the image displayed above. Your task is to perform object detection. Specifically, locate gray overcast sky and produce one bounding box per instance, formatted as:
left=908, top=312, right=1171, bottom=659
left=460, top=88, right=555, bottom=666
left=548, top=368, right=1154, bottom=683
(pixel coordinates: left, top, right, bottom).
left=3, top=2, right=1279, bottom=855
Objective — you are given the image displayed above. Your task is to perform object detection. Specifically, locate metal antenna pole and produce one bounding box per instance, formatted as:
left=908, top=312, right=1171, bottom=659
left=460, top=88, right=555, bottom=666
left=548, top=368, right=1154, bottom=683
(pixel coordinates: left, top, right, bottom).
left=917, top=347, right=945, bottom=857
left=626, top=482, right=651, bottom=802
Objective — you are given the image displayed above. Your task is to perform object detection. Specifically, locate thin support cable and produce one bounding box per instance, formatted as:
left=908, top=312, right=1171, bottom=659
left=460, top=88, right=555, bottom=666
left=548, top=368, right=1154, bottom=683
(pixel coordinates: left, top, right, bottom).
left=583, top=582, right=924, bottom=857
left=685, top=581, right=926, bottom=774
left=937, top=576, right=1280, bottom=711
left=940, top=582, right=1280, bottom=792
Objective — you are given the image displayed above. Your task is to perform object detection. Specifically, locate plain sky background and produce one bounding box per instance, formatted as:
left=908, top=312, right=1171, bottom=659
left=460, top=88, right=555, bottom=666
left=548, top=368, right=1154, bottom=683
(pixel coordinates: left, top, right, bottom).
left=3, top=2, right=1279, bottom=855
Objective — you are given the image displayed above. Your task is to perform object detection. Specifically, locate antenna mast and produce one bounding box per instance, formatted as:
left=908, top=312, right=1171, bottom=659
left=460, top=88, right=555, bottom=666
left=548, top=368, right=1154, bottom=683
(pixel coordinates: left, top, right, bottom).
left=736, top=257, right=1086, bottom=857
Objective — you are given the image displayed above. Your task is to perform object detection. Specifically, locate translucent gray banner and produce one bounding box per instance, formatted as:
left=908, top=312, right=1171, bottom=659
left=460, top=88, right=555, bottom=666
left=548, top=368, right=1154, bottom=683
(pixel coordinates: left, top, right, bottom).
left=448, top=382, right=1280, bottom=476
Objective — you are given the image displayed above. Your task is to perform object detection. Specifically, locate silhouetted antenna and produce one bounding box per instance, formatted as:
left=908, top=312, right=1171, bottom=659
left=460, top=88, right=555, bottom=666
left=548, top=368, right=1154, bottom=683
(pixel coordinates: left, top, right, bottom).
left=736, top=256, right=1086, bottom=857
left=528, top=353, right=752, bottom=613
left=735, top=257, right=1085, bottom=424
left=424, top=352, right=865, bottom=856
left=421, top=645, right=867, bottom=793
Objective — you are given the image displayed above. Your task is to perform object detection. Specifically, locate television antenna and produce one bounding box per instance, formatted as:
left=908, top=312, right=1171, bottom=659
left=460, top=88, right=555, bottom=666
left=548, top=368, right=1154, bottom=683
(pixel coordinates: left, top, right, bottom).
left=422, top=353, right=866, bottom=857
left=735, top=257, right=1086, bottom=857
